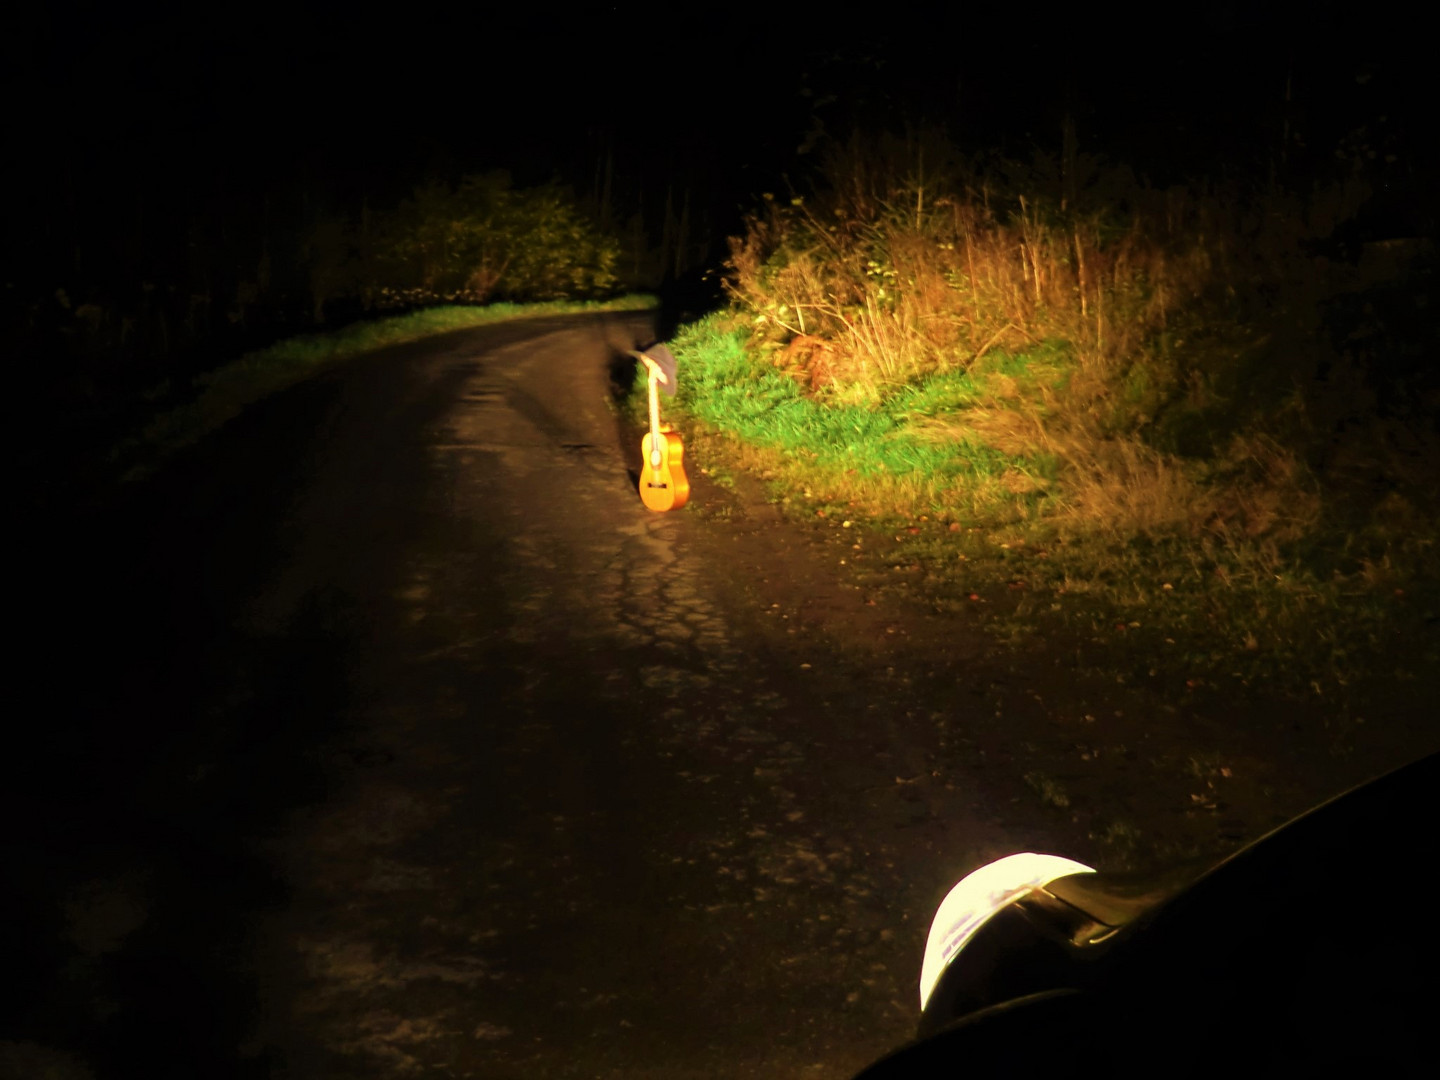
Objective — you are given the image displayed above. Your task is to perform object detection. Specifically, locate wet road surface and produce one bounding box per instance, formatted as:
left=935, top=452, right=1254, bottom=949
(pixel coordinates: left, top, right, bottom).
left=241, top=312, right=995, bottom=1077
left=9, top=314, right=1016, bottom=1078
left=11, top=311, right=1433, bottom=1079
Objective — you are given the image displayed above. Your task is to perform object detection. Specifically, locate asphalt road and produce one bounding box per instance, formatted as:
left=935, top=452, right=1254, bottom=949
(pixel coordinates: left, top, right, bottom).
left=12, top=311, right=1433, bottom=1079
left=7, top=313, right=1038, bottom=1079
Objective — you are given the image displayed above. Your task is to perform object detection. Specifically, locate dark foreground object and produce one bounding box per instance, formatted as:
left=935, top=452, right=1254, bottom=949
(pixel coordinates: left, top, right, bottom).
left=858, top=752, right=1439, bottom=1076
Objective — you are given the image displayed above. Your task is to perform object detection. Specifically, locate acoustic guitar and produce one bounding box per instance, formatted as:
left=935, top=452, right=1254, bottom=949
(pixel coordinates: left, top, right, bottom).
left=636, top=350, right=689, bottom=512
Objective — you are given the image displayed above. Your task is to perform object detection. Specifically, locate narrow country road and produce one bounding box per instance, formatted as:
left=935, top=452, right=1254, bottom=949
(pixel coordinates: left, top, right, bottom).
left=236, top=312, right=997, bottom=1077
left=10, top=313, right=1015, bottom=1079
left=10, top=311, right=1429, bottom=1079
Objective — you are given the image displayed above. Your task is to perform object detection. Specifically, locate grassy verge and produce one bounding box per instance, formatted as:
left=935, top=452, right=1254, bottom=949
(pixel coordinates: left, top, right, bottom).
left=646, top=135, right=1439, bottom=705
left=119, top=294, right=655, bottom=481
left=653, top=313, right=1440, bottom=702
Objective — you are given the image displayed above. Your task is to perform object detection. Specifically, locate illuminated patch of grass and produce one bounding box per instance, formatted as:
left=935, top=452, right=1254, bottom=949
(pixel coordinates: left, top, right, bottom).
left=123, top=294, right=655, bottom=480
left=659, top=314, right=1440, bottom=703
left=657, top=314, right=1056, bottom=525
left=663, top=134, right=1440, bottom=709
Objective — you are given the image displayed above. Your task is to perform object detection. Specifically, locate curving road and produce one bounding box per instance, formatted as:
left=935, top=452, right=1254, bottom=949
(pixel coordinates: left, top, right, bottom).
left=12, top=312, right=1020, bottom=1079
left=239, top=312, right=1003, bottom=1078
left=16, top=310, right=1413, bottom=1078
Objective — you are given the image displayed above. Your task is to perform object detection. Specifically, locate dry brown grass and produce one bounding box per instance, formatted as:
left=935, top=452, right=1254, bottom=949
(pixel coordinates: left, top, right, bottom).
left=683, top=138, right=1440, bottom=700
left=726, top=154, right=1223, bottom=398
left=722, top=137, right=1330, bottom=553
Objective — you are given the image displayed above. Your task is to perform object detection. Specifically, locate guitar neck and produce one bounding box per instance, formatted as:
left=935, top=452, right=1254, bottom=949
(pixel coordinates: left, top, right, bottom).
left=648, top=372, right=662, bottom=441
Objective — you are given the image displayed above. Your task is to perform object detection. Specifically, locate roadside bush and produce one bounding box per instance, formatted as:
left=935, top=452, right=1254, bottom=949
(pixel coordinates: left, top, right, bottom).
left=306, top=173, right=620, bottom=318
left=717, top=132, right=1379, bottom=552
left=644, top=127, right=1440, bottom=694
left=372, top=173, right=618, bottom=303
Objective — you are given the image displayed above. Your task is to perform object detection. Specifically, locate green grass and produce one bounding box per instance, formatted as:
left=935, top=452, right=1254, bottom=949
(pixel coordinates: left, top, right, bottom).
left=121, top=294, right=655, bottom=480
left=655, top=314, right=1055, bottom=524
left=656, top=314, right=1440, bottom=703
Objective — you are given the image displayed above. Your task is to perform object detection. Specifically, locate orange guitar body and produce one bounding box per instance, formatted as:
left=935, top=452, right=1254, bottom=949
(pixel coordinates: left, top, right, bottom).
left=640, top=426, right=690, bottom=512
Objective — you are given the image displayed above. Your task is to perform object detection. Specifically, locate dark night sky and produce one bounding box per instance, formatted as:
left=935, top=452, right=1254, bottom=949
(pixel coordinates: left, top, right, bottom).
left=11, top=7, right=1430, bottom=171
left=5, top=2, right=1435, bottom=288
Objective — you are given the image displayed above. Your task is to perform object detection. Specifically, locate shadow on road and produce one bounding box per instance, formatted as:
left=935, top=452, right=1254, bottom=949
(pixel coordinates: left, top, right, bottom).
left=7, top=342, right=470, bottom=1075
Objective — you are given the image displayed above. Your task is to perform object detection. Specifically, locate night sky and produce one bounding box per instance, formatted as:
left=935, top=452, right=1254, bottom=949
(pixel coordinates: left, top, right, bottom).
left=5, top=3, right=1434, bottom=335
left=11, top=8, right=1432, bottom=192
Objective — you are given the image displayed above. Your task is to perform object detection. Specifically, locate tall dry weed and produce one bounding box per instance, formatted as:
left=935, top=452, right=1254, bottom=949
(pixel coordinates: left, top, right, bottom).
left=724, top=134, right=1341, bottom=551
left=725, top=140, right=1211, bottom=395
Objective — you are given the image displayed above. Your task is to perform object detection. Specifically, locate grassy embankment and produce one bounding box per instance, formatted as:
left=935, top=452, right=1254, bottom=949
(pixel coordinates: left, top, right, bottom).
left=651, top=140, right=1439, bottom=701
left=121, top=294, right=655, bottom=480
